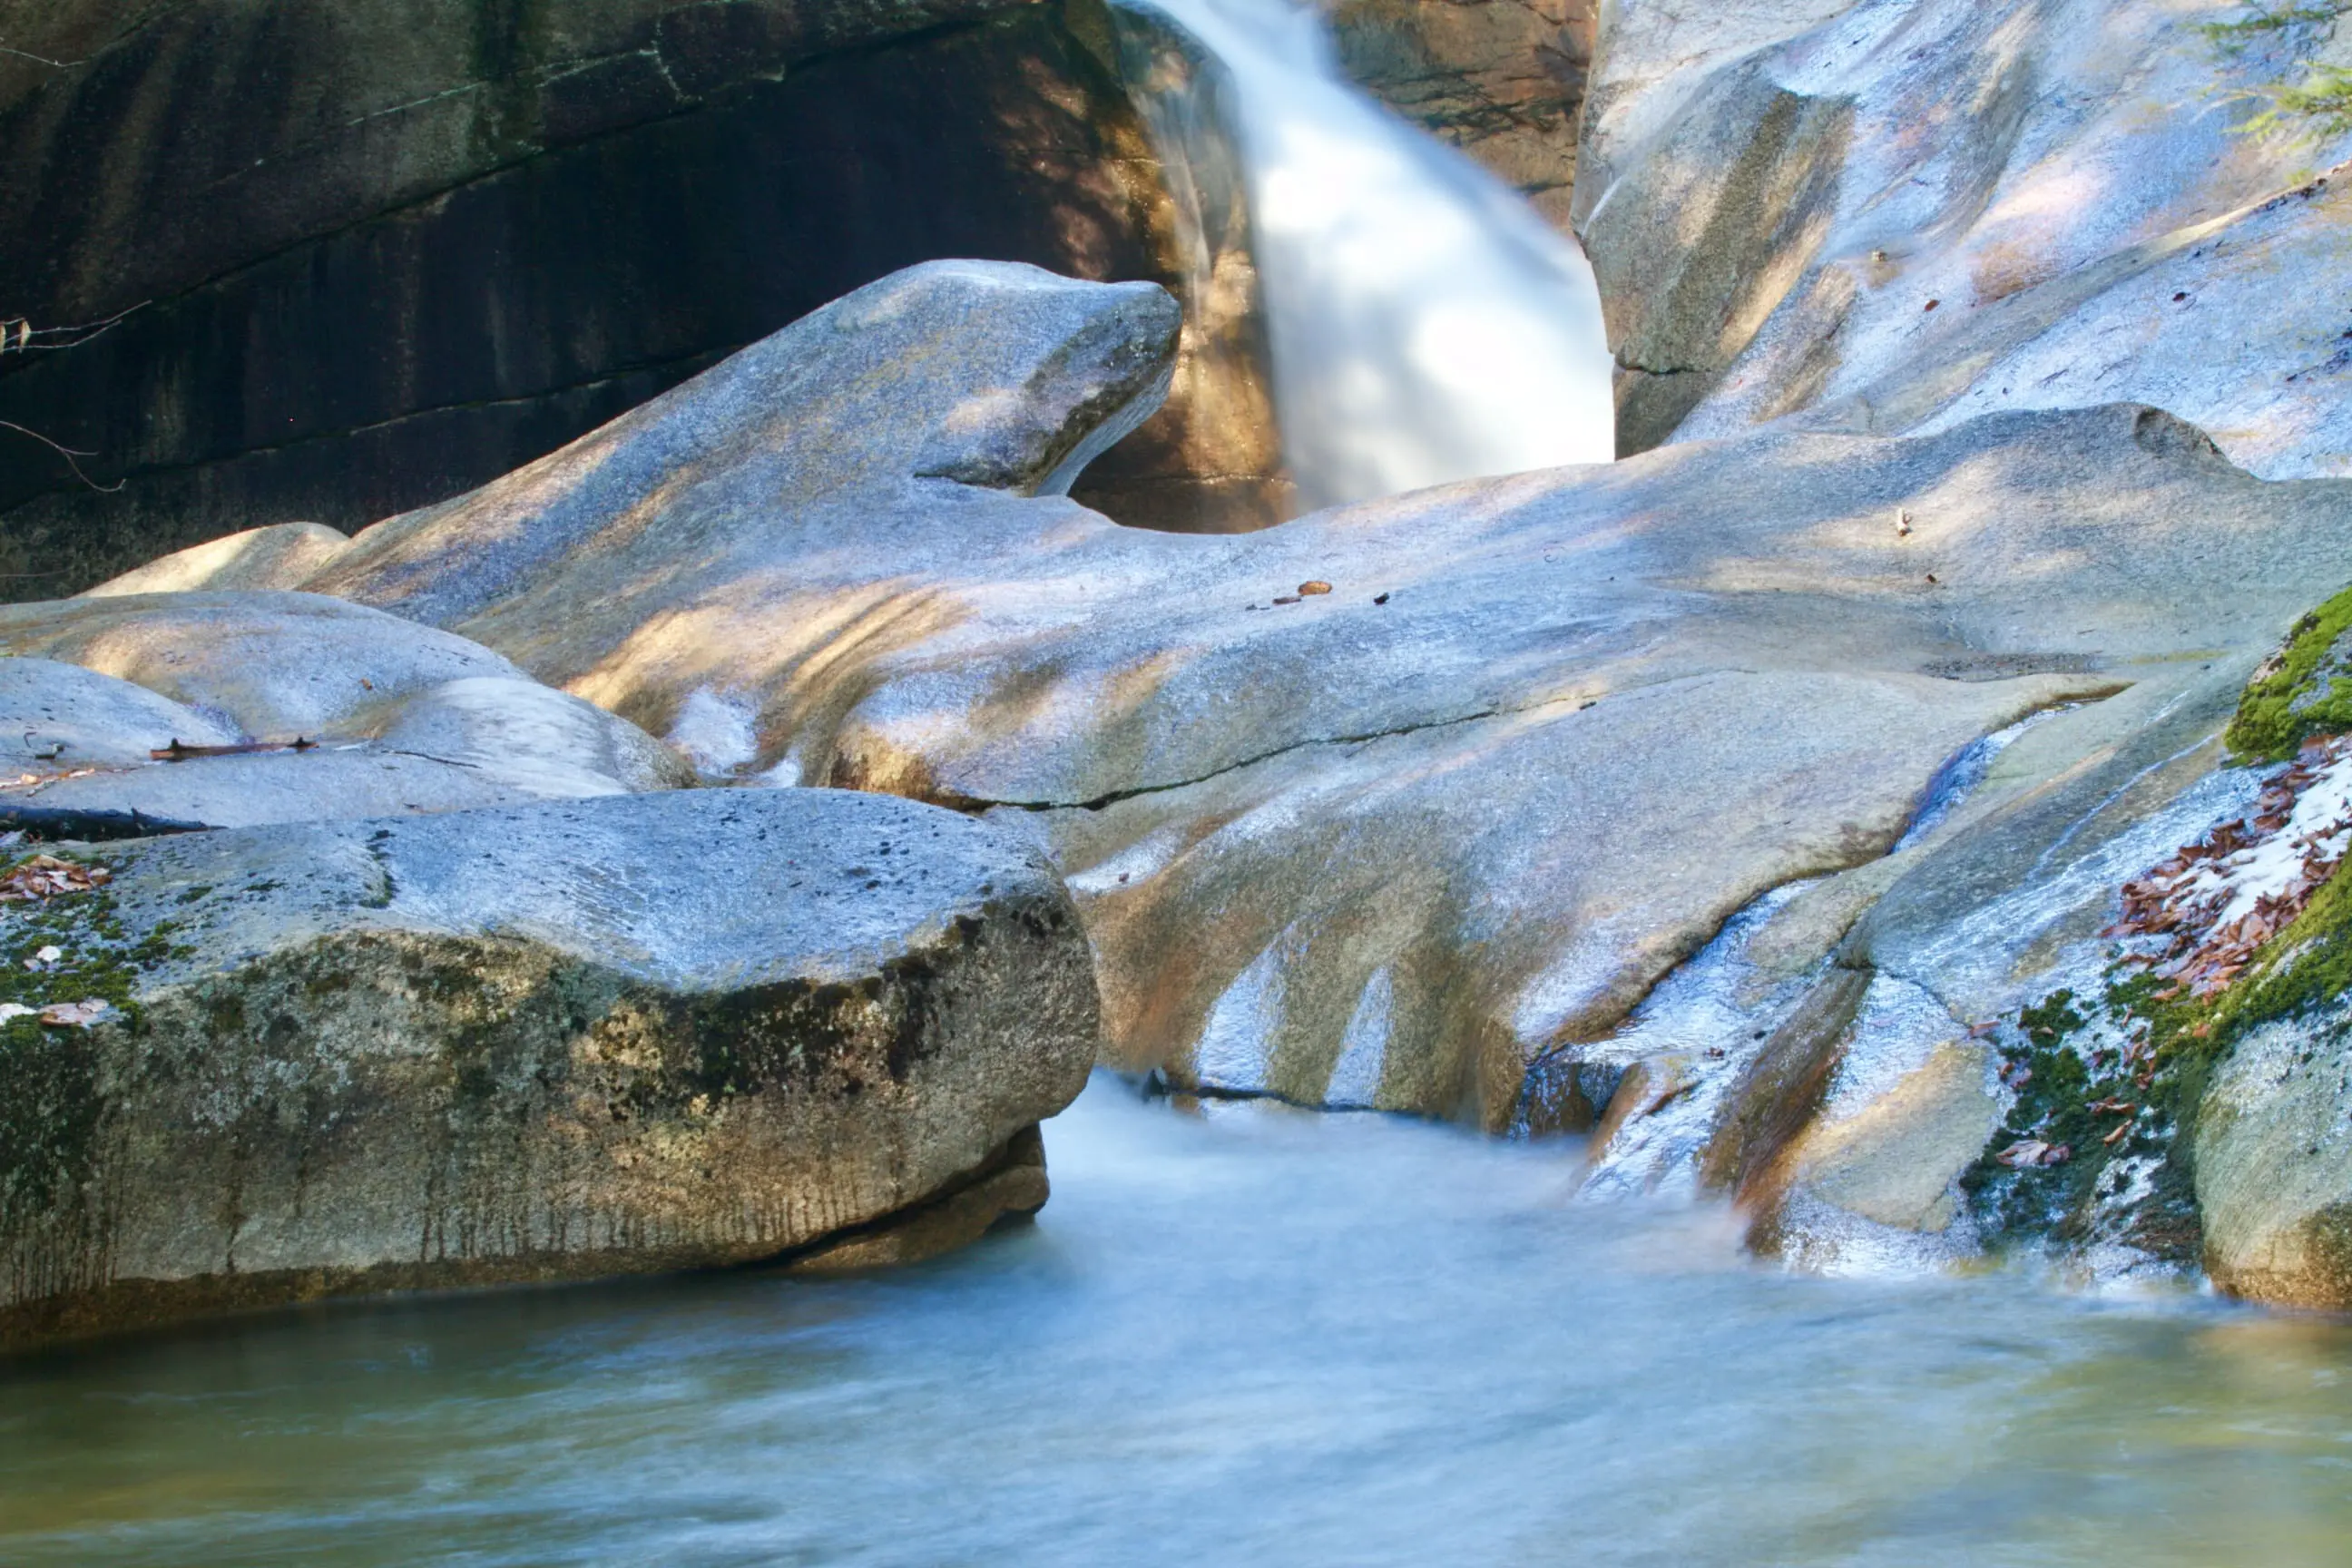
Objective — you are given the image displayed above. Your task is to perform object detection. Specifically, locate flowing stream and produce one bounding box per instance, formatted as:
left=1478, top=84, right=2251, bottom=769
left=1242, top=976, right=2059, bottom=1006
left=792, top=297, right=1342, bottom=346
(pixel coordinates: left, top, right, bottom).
left=6, top=1079, right=2351, bottom=1565
left=1113, top=0, right=1616, bottom=510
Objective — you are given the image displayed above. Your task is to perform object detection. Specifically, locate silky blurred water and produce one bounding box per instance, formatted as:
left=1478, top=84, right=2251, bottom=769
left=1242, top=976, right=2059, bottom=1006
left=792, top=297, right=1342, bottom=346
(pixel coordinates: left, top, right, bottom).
left=5, top=1077, right=2351, bottom=1566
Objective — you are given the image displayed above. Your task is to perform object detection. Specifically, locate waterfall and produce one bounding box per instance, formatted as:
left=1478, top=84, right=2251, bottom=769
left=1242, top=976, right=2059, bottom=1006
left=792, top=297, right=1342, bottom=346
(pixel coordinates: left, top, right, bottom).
left=1112, top=0, right=1616, bottom=513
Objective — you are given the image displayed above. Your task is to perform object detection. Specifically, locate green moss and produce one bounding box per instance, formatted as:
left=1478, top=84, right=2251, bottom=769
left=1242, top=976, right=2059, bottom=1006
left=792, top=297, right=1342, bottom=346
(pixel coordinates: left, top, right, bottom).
left=0, top=852, right=189, bottom=1233
left=2200, top=2, right=2347, bottom=51
left=2165, top=848, right=2352, bottom=1065
left=1973, top=870, right=2352, bottom=1253
left=2225, top=583, right=2352, bottom=760
left=1968, top=991, right=2121, bottom=1236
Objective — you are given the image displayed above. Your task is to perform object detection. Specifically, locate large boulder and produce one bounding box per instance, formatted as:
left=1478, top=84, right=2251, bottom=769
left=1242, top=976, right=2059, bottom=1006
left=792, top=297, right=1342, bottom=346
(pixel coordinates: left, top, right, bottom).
left=2196, top=1001, right=2352, bottom=1308
left=1577, top=0, right=2352, bottom=466
left=306, top=259, right=1184, bottom=697
left=0, top=787, right=1099, bottom=1350
left=0, top=0, right=1279, bottom=591
left=81, top=524, right=355, bottom=597
left=259, top=263, right=2352, bottom=1137
left=0, top=591, right=525, bottom=737
left=0, top=656, right=240, bottom=775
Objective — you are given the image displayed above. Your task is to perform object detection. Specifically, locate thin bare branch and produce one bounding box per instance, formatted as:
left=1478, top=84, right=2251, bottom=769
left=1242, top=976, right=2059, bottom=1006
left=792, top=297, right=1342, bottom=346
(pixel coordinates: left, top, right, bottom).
left=0, top=421, right=124, bottom=492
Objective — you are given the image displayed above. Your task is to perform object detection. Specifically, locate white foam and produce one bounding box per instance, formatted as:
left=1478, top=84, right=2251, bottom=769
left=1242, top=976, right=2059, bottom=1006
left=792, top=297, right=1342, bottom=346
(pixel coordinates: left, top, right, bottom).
left=665, top=688, right=760, bottom=775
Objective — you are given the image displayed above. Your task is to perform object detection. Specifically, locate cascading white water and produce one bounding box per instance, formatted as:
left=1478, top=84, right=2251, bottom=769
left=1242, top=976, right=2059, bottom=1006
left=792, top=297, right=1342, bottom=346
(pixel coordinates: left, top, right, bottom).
left=1114, top=0, right=1616, bottom=512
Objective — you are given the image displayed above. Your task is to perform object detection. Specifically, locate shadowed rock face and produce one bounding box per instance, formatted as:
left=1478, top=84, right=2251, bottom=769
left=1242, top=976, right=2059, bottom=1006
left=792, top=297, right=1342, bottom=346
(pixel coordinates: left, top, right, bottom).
left=0, top=787, right=1100, bottom=1350
left=1578, top=0, right=2352, bottom=468
left=1318, top=0, right=1598, bottom=232
left=0, top=0, right=1279, bottom=592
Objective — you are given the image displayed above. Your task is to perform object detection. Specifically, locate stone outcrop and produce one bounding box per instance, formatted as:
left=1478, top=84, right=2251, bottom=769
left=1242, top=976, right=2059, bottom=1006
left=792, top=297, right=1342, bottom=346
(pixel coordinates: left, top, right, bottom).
left=2196, top=1001, right=2352, bottom=1308
left=0, top=0, right=1282, bottom=593
left=1318, top=0, right=1597, bottom=231
left=1577, top=0, right=2352, bottom=465
left=172, top=264, right=2352, bottom=1142
left=0, top=592, right=527, bottom=736
left=304, top=260, right=1185, bottom=728
left=0, top=787, right=1099, bottom=1349
left=83, top=524, right=357, bottom=597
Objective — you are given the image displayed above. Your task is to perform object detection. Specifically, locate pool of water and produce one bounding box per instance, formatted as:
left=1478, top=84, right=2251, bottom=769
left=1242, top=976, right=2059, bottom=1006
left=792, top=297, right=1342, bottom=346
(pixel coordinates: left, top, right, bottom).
left=5, top=1078, right=2351, bottom=1565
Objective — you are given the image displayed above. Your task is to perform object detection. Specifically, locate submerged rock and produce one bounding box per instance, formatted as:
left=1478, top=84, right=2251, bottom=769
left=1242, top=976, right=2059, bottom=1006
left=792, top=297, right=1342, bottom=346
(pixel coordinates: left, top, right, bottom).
left=0, top=788, right=1098, bottom=1350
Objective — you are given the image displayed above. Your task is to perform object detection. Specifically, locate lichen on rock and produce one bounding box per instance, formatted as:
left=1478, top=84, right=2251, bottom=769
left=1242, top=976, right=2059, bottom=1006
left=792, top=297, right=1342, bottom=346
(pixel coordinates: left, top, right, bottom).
left=0, top=788, right=1101, bottom=1351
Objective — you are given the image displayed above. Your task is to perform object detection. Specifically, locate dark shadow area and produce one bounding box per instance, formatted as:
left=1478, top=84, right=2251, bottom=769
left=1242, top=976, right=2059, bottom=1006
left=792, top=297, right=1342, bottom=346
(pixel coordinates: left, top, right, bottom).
left=0, top=0, right=1287, bottom=597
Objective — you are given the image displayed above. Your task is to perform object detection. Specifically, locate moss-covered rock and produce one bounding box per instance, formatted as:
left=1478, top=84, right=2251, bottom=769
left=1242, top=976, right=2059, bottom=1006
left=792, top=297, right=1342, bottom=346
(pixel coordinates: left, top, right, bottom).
left=2224, top=583, right=2352, bottom=760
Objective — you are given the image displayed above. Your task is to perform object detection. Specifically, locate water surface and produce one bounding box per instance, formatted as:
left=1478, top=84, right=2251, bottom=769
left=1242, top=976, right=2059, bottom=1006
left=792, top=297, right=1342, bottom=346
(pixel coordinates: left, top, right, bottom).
left=5, top=1080, right=2350, bottom=1565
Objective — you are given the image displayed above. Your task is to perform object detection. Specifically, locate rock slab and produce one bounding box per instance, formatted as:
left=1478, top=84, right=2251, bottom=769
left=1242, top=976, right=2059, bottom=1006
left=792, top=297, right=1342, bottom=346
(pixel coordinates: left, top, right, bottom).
left=0, top=787, right=1099, bottom=1349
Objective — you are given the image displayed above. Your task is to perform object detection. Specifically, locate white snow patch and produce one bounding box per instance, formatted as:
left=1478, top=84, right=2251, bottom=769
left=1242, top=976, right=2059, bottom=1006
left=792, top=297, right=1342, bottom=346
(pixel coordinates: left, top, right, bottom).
left=2167, top=744, right=2352, bottom=933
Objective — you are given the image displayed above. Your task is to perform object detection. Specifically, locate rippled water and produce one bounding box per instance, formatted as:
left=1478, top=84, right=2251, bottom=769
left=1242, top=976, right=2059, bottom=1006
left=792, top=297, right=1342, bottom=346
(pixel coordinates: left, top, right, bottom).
left=5, top=1079, right=2351, bottom=1565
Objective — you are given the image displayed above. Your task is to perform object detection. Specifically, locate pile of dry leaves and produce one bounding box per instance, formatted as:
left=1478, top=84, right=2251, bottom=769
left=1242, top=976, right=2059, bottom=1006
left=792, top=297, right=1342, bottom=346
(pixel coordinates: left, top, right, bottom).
left=0, top=853, right=121, bottom=1029
left=0, top=855, right=111, bottom=903
left=2105, top=736, right=2352, bottom=997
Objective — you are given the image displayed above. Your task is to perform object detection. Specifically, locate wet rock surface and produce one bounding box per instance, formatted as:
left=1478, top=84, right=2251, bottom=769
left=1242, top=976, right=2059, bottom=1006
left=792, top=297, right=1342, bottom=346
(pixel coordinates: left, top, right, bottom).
left=1319, top=0, right=1598, bottom=230
left=0, top=787, right=1099, bottom=1350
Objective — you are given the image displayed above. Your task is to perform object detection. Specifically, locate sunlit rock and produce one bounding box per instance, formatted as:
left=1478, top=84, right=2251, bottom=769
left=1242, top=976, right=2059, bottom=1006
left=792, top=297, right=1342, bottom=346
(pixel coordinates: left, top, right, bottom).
left=288, top=286, right=2352, bottom=1133
left=0, top=657, right=239, bottom=775
left=0, top=591, right=524, bottom=739
left=0, top=788, right=1098, bottom=1350
left=2197, top=1003, right=2352, bottom=1308
left=1580, top=0, right=2352, bottom=475
left=81, top=524, right=353, bottom=597
left=0, top=595, right=691, bottom=828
